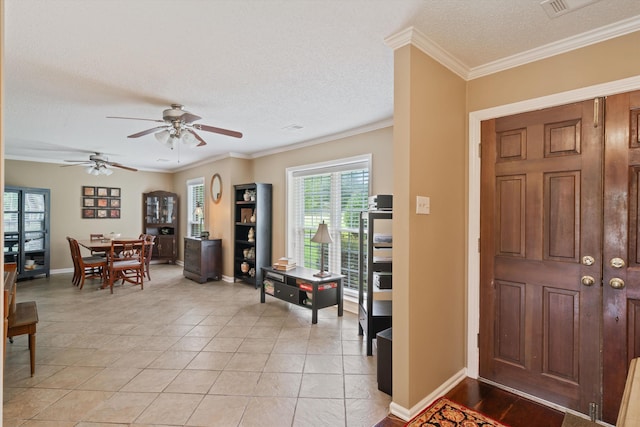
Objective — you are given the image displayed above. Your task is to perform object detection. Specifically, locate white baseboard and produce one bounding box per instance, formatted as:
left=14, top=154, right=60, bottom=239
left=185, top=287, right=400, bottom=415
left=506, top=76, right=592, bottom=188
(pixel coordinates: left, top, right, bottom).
left=389, top=368, right=467, bottom=421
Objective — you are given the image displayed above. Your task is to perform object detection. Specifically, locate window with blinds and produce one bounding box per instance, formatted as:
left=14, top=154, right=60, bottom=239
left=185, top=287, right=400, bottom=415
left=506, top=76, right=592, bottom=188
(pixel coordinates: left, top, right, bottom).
left=287, top=155, right=371, bottom=293
left=187, top=178, right=205, bottom=237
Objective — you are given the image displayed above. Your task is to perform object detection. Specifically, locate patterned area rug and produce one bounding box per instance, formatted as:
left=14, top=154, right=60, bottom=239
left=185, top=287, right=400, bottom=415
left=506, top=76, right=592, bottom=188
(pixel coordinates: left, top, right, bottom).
left=405, top=397, right=510, bottom=427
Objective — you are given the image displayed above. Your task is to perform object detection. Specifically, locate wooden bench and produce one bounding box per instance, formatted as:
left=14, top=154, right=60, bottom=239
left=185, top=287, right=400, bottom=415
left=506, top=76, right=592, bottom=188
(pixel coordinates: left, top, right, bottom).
left=4, top=263, right=39, bottom=376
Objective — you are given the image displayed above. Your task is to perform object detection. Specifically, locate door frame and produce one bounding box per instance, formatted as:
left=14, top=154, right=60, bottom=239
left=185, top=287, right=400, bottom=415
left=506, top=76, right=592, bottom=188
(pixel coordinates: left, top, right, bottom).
left=466, top=75, right=640, bottom=383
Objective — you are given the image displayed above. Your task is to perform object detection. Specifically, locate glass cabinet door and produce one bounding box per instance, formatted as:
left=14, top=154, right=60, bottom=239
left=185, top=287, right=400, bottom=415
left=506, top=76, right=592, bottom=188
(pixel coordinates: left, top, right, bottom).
left=145, top=195, right=177, bottom=225
left=3, top=190, right=20, bottom=262
left=23, top=191, right=46, bottom=254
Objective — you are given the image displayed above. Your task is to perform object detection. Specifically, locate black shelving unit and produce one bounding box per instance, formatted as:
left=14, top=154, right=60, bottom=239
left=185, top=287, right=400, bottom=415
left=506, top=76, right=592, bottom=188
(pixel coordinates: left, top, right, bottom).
left=3, top=186, right=50, bottom=279
left=358, top=210, right=392, bottom=356
left=233, top=183, right=272, bottom=288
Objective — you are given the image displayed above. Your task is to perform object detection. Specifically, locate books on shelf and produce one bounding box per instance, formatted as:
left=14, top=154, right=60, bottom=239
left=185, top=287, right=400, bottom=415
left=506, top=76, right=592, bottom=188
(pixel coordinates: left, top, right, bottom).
left=273, top=257, right=296, bottom=270
left=298, top=281, right=337, bottom=292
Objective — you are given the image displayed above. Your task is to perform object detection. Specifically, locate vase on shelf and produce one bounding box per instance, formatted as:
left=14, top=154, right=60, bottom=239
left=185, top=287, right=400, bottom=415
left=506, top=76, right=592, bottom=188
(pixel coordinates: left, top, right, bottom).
left=241, top=262, right=250, bottom=273
left=248, top=227, right=255, bottom=242
left=243, top=190, right=251, bottom=201
left=250, top=210, right=256, bottom=223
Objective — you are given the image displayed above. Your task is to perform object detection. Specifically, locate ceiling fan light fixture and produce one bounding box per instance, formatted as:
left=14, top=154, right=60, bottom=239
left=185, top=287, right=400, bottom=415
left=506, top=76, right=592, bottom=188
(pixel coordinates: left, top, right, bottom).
left=85, top=165, right=96, bottom=175
left=101, top=166, right=113, bottom=176
left=181, top=130, right=198, bottom=147
left=154, top=129, right=176, bottom=149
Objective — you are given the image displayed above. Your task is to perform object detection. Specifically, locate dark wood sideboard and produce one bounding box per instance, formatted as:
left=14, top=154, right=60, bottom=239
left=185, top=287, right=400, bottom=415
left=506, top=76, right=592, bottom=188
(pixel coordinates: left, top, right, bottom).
left=183, top=238, right=222, bottom=283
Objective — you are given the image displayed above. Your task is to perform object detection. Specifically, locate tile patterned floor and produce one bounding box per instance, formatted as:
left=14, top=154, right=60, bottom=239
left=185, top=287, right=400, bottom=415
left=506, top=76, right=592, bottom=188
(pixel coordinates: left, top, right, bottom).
left=3, top=264, right=391, bottom=426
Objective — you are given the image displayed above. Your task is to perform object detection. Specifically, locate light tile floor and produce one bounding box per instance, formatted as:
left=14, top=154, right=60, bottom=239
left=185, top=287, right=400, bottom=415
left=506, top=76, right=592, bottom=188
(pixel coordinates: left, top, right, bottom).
left=3, top=264, right=391, bottom=426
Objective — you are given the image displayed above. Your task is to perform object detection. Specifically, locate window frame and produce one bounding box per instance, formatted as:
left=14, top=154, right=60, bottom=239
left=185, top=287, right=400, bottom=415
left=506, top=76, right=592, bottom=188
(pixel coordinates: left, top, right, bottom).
left=186, top=177, right=205, bottom=238
left=286, top=154, right=371, bottom=297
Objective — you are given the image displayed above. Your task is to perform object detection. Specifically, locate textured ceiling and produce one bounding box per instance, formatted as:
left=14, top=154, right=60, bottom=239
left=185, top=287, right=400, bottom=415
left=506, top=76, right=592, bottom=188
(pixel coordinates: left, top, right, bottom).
left=4, top=0, right=640, bottom=172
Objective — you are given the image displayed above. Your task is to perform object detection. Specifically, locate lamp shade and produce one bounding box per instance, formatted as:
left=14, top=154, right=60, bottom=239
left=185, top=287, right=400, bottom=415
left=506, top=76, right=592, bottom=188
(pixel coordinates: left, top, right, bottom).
left=311, top=221, right=333, bottom=244
left=193, top=203, right=203, bottom=218
left=181, top=130, right=198, bottom=147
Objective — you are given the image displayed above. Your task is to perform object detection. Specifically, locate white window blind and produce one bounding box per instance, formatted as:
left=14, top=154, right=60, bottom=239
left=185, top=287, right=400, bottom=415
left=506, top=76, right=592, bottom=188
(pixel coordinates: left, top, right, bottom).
left=187, top=177, right=205, bottom=237
left=287, top=155, right=370, bottom=292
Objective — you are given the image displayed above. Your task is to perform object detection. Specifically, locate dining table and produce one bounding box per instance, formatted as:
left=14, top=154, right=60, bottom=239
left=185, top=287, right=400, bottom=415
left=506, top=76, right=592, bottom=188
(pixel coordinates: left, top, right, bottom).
left=77, top=237, right=142, bottom=253
left=77, top=238, right=152, bottom=289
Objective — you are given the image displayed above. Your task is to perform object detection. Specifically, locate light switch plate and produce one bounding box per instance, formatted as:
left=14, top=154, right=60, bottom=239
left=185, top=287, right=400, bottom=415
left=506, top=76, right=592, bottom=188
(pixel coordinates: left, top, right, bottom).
left=416, top=196, right=430, bottom=214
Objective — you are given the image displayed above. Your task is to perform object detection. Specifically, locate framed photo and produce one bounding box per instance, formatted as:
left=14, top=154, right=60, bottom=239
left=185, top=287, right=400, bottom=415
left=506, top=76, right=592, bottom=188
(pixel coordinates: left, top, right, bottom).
left=240, top=208, right=253, bottom=223
left=81, top=186, right=121, bottom=219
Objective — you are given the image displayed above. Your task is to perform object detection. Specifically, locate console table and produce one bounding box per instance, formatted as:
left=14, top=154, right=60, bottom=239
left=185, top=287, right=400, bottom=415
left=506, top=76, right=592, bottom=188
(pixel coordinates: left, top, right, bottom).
left=261, top=266, right=343, bottom=324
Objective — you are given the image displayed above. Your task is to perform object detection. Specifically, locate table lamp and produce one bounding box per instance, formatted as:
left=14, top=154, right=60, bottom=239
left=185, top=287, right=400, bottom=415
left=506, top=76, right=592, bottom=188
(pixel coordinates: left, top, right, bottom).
left=311, top=221, right=333, bottom=277
left=194, top=202, right=204, bottom=237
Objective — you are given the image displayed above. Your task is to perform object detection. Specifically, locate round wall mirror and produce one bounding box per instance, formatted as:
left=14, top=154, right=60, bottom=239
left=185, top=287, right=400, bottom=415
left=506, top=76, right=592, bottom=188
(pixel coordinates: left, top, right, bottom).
left=210, top=173, right=222, bottom=203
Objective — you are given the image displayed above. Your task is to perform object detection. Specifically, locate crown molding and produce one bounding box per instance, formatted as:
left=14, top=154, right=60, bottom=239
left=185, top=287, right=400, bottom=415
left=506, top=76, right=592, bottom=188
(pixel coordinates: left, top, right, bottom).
left=468, top=15, right=640, bottom=79
left=249, top=118, right=393, bottom=159
left=386, top=16, right=640, bottom=81
left=384, top=27, right=469, bottom=79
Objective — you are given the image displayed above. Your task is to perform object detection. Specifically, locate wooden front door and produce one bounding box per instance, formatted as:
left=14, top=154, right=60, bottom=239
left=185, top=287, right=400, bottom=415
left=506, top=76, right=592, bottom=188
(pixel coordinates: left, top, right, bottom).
left=480, top=92, right=640, bottom=423
left=602, top=90, right=640, bottom=422
left=480, top=100, right=603, bottom=418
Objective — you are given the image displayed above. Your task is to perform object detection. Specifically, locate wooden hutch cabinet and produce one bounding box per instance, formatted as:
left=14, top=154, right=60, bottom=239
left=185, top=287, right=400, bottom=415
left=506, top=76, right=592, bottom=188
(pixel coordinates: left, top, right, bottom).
left=143, top=191, right=178, bottom=263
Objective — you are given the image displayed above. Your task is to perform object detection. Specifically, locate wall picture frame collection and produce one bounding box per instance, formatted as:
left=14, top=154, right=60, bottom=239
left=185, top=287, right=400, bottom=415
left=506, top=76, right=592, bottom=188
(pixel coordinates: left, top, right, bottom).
left=82, top=186, right=121, bottom=219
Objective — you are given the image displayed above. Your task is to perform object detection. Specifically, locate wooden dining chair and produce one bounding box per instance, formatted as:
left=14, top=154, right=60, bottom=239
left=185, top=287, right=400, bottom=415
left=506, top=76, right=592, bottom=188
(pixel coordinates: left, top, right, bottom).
left=66, top=237, right=107, bottom=289
left=89, top=233, right=106, bottom=257
left=106, top=239, right=145, bottom=294
left=138, top=234, right=155, bottom=280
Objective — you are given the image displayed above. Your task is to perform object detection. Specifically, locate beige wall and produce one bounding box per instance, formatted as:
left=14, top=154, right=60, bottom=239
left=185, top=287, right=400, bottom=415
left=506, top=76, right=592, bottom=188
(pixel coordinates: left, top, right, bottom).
left=2, top=127, right=392, bottom=280
left=4, top=160, right=173, bottom=270
left=253, top=127, right=393, bottom=262
left=467, top=31, right=640, bottom=112
left=174, top=127, right=394, bottom=278
left=389, top=29, right=640, bottom=417
left=392, top=45, right=467, bottom=409
left=171, top=156, right=252, bottom=276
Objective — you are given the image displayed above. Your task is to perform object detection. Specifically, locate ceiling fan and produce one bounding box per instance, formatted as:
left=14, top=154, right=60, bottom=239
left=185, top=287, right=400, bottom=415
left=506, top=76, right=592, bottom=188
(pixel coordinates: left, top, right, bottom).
left=62, top=152, right=138, bottom=175
left=107, top=104, right=243, bottom=149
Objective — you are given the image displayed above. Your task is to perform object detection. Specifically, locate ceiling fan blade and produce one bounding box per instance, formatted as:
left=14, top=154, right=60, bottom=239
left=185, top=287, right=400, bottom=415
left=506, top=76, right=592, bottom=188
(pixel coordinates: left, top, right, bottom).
left=192, top=123, right=243, bottom=139
left=61, top=162, right=91, bottom=167
left=109, top=162, right=138, bottom=172
left=187, top=129, right=207, bottom=147
left=128, top=126, right=168, bottom=138
left=107, top=116, right=165, bottom=123
left=181, top=112, right=202, bottom=123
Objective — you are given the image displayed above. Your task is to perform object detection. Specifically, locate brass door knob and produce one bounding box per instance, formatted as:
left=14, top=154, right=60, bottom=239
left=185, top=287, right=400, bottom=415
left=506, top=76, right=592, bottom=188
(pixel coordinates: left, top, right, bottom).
left=582, top=256, right=595, bottom=266
left=581, top=275, right=595, bottom=286
left=610, top=257, right=625, bottom=268
left=609, top=278, right=625, bottom=289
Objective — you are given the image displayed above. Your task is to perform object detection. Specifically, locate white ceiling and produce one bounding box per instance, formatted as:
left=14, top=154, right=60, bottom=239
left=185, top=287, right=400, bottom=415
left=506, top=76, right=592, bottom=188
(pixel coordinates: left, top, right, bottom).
left=4, top=0, right=640, bottom=172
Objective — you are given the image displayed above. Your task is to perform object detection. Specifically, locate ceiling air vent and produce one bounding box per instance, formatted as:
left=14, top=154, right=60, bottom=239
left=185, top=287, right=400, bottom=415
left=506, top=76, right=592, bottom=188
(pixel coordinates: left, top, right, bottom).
left=540, top=0, right=602, bottom=18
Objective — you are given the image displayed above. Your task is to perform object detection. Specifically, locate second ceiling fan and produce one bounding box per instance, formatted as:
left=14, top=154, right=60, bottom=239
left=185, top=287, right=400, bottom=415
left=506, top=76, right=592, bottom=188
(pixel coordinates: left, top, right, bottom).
left=108, top=104, right=243, bottom=149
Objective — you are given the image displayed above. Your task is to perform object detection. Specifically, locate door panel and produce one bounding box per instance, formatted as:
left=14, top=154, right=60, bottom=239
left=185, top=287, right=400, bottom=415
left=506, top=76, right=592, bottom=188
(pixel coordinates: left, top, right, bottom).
left=480, top=99, right=603, bottom=416
left=602, top=90, right=640, bottom=422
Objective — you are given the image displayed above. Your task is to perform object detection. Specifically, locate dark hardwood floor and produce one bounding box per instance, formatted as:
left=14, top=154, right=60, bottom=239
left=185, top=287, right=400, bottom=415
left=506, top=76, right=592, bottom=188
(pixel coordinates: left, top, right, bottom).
left=373, top=377, right=566, bottom=427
